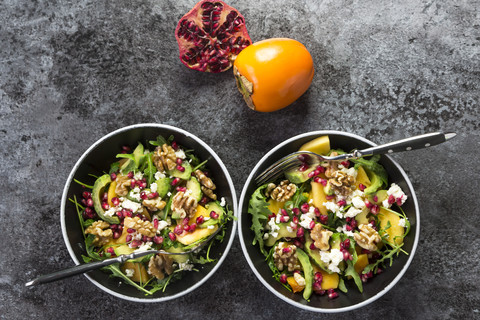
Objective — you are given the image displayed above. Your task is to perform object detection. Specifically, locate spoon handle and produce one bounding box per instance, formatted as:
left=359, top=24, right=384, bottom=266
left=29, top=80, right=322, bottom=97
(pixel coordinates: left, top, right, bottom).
left=354, top=132, right=456, bottom=157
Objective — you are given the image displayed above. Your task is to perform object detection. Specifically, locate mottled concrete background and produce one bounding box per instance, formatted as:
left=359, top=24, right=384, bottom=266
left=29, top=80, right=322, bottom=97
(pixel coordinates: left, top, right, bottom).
left=1, top=0, right=479, bottom=319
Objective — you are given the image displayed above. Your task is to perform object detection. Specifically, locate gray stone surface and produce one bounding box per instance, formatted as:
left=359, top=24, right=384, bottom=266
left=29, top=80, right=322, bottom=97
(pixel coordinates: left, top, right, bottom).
left=1, top=0, right=479, bottom=319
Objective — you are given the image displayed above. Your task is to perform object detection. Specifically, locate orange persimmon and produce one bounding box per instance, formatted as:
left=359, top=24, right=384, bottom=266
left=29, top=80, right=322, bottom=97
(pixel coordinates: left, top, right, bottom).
left=233, top=38, right=314, bottom=112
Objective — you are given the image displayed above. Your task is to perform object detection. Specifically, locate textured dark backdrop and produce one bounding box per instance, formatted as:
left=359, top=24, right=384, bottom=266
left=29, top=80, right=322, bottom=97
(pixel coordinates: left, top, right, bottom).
left=1, top=0, right=479, bottom=319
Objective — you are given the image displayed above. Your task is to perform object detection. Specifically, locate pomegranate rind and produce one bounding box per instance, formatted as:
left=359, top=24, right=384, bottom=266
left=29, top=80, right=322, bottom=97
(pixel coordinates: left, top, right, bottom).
left=175, top=0, right=252, bottom=73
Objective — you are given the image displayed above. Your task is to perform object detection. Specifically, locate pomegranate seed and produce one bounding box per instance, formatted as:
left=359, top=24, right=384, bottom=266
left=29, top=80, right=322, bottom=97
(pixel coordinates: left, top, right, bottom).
left=84, top=207, right=93, bottom=215
left=176, top=186, right=187, bottom=192
left=370, top=205, right=380, bottom=215
left=396, top=195, right=404, bottom=206
left=110, top=224, right=118, bottom=230
left=365, top=200, right=372, bottom=209
left=130, top=240, right=142, bottom=248
left=171, top=141, right=178, bottom=150
left=337, top=199, right=347, bottom=207
left=313, top=169, right=321, bottom=176
left=365, top=271, right=373, bottom=278
left=373, top=195, right=378, bottom=203
left=113, top=231, right=121, bottom=239
left=326, top=195, right=335, bottom=200
left=280, top=274, right=287, bottom=284
left=210, top=211, right=219, bottom=219
left=189, top=223, right=197, bottom=232
left=293, top=270, right=301, bottom=275
left=362, top=248, right=371, bottom=254
left=127, top=171, right=134, bottom=179
left=316, top=165, right=326, bottom=173
left=350, top=219, right=358, bottom=229
left=81, top=199, right=87, bottom=206
left=280, top=215, right=290, bottom=223
left=116, top=211, right=123, bottom=219
left=345, top=225, right=353, bottom=231
left=130, top=180, right=136, bottom=189
left=296, top=227, right=304, bottom=238
left=153, top=236, right=164, bottom=244
left=309, top=220, right=315, bottom=229
left=110, top=172, right=117, bottom=181
left=183, top=225, right=190, bottom=232
left=122, top=145, right=131, bottom=153
left=313, top=282, right=325, bottom=295
left=376, top=268, right=383, bottom=274
left=171, top=178, right=180, bottom=186
left=125, top=235, right=133, bottom=242
left=281, top=209, right=288, bottom=216
left=153, top=219, right=158, bottom=229
left=319, top=215, right=328, bottom=224
left=314, top=272, right=323, bottom=282
left=124, top=209, right=133, bottom=218
left=142, top=236, right=151, bottom=242
left=174, top=225, right=183, bottom=235
left=199, top=196, right=209, bottom=205
left=388, top=194, right=396, bottom=204
left=127, top=228, right=136, bottom=234
left=268, top=213, right=276, bottom=220
left=106, top=247, right=115, bottom=255
left=328, top=289, right=339, bottom=299
left=309, top=242, right=316, bottom=250
left=176, top=158, right=183, bottom=165
left=293, top=239, right=303, bottom=248
left=111, top=197, right=120, bottom=206
left=341, top=160, right=350, bottom=168
left=168, top=232, right=176, bottom=241
left=319, top=179, right=327, bottom=186
left=102, top=202, right=109, bottom=210
left=147, top=192, right=159, bottom=199
left=343, top=250, right=352, bottom=261
left=298, top=164, right=309, bottom=172
left=282, top=247, right=291, bottom=254
left=82, top=191, right=91, bottom=199
left=102, top=192, right=108, bottom=201
left=182, top=217, right=190, bottom=225
left=298, top=154, right=310, bottom=162
left=292, top=208, right=300, bottom=216
left=307, top=170, right=316, bottom=178
left=343, top=238, right=351, bottom=249
left=301, top=203, right=309, bottom=213
left=196, top=215, right=205, bottom=224
left=313, top=176, right=321, bottom=183
left=176, top=165, right=185, bottom=172
left=292, top=216, right=299, bottom=224
left=359, top=183, right=366, bottom=191
left=86, top=198, right=93, bottom=207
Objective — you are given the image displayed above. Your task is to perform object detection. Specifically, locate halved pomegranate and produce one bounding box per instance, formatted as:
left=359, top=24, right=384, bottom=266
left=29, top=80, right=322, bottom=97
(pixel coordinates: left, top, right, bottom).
left=175, top=0, right=252, bottom=73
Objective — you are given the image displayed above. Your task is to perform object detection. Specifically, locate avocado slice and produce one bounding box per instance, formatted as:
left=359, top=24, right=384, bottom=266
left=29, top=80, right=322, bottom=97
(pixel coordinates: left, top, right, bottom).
left=367, top=189, right=388, bottom=205
left=120, top=143, right=144, bottom=173
left=92, top=174, right=120, bottom=224
left=296, top=248, right=314, bottom=300
left=186, top=177, right=202, bottom=202
left=167, top=160, right=192, bottom=180
left=285, top=166, right=316, bottom=184
left=165, top=245, right=189, bottom=264
left=199, top=201, right=225, bottom=227
left=154, top=177, right=172, bottom=198
left=304, top=233, right=331, bottom=273
left=264, top=223, right=297, bottom=247
left=363, top=168, right=383, bottom=195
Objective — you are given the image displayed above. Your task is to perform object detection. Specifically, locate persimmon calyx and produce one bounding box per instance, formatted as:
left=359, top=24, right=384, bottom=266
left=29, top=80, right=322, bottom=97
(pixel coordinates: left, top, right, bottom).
left=233, top=66, right=255, bottom=110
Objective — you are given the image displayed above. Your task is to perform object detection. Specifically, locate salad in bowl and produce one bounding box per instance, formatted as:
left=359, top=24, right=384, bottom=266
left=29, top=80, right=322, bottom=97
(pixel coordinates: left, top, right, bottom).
left=239, top=131, right=419, bottom=312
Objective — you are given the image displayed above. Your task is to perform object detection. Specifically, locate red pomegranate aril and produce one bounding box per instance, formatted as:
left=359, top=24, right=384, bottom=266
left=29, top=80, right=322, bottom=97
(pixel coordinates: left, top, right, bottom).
left=396, top=195, right=404, bottom=206
left=199, top=196, right=209, bottom=205
left=130, top=240, right=142, bottom=248
left=142, top=236, right=152, bottom=242
left=341, top=160, right=350, bottom=168
left=328, top=289, right=339, bottom=299
left=168, top=232, right=176, bottom=241
left=388, top=194, right=396, bottom=204
left=359, top=183, right=366, bottom=191
left=376, top=268, right=383, bottom=274
left=313, top=207, right=320, bottom=217
left=373, top=195, right=378, bottom=202
left=292, top=208, right=300, bottom=216
left=293, top=239, right=303, bottom=248
left=116, top=211, right=124, bottom=219
left=343, top=238, right=351, bottom=249
left=313, top=282, right=325, bottom=295
left=113, top=231, right=121, bottom=239
left=184, top=225, right=191, bottom=232
left=309, top=242, right=316, bottom=250
left=298, top=154, right=310, bottom=162
left=182, top=217, right=190, bottom=225
left=308, top=171, right=316, bottom=178
left=147, top=192, right=159, bottom=199
left=296, top=227, right=304, bottom=238
left=82, top=191, right=91, bottom=199
left=125, top=235, right=133, bottom=242
left=345, top=224, right=353, bottom=231
left=102, top=202, right=109, bottom=210
left=280, top=274, right=288, bottom=284
left=102, top=192, right=108, bottom=201
left=84, top=207, right=93, bottom=215
left=309, top=220, right=315, bottom=229
left=298, top=163, right=309, bottom=172
left=174, top=225, right=183, bottom=235
left=337, top=199, right=347, bottom=207
left=153, top=236, right=164, bottom=244
left=350, top=219, right=358, bottom=229
left=301, top=203, right=309, bottom=213
left=281, top=209, right=288, bottom=216
left=110, top=224, right=118, bottom=230
left=176, top=186, right=187, bottom=192
left=111, top=197, right=120, bottom=206
left=292, top=216, right=299, bottom=224
left=316, top=165, right=326, bottom=173
left=106, top=247, right=115, bottom=255
left=176, top=165, right=185, bottom=172
left=280, top=215, right=289, bottom=223
left=124, top=209, right=133, bottom=218
left=110, top=172, right=117, bottom=181
left=171, top=178, right=180, bottom=186
left=314, top=272, right=323, bottom=282
left=343, top=250, right=352, bottom=261
left=196, top=215, right=205, bottom=224
left=127, top=228, right=136, bottom=234
left=319, top=215, right=328, bottom=224
left=370, top=205, right=380, bottom=215
left=153, top=219, right=159, bottom=229
left=176, top=158, right=183, bottom=165
left=171, top=141, right=178, bottom=150
left=282, top=247, right=291, bottom=254
left=122, top=145, right=131, bottom=153
left=365, top=200, right=373, bottom=209
left=210, top=211, right=219, bottom=219
left=86, top=198, right=93, bottom=207
left=189, top=223, right=197, bottom=232
left=313, top=176, right=321, bottom=183
left=127, top=171, right=134, bottom=179
left=326, top=195, right=335, bottom=200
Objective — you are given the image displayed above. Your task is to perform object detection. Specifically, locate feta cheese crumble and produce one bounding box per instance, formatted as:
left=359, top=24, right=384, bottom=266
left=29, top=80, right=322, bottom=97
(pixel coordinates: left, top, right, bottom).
left=319, top=249, right=344, bottom=273
left=125, top=269, right=135, bottom=277
left=150, top=182, right=158, bottom=193
left=154, top=171, right=166, bottom=180
left=219, top=197, right=226, bottom=207
left=398, top=218, right=406, bottom=227
left=324, top=201, right=343, bottom=218
left=267, top=217, right=280, bottom=238
left=134, top=241, right=153, bottom=253
left=121, top=199, right=142, bottom=213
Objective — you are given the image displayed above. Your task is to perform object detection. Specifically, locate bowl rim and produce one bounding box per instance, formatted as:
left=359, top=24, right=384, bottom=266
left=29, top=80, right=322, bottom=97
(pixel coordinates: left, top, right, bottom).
left=60, top=123, right=238, bottom=302
left=238, top=130, right=420, bottom=313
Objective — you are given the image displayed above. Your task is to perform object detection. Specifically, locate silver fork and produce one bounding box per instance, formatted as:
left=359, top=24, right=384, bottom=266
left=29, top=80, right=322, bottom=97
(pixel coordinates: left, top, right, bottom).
left=25, top=223, right=224, bottom=287
left=255, top=132, right=456, bottom=185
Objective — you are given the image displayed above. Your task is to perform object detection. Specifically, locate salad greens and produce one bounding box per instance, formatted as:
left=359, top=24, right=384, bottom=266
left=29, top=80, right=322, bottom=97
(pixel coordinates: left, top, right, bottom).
left=248, top=135, right=410, bottom=301
left=70, top=135, right=233, bottom=295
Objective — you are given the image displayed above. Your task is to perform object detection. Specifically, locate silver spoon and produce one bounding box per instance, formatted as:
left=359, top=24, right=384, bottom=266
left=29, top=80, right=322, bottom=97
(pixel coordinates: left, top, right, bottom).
left=25, top=224, right=223, bottom=287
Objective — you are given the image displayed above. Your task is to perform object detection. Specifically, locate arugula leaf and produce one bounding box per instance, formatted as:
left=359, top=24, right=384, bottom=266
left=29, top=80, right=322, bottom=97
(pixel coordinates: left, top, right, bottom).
left=149, top=135, right=167, bottom=147
left=345, top=260, right=363, bottom=293
left=73, top=179, right=93, bottom=189
left=351, top=155, right=388, bottom=187
left=266, top=245, right=292, bottom=292
left=248, top=185, right=271, bottom=256
left=109, top=161, right=120, bottom=174
left=338, top=277, right=347, bottom=293
left=102, top=263, right=153, bottom=295
left=143, top=152, right=155, bottom=186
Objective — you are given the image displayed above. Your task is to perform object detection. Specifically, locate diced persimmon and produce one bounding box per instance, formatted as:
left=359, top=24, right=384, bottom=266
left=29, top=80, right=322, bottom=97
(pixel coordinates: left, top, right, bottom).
left=310, top=181, right=328, bottom=215
left=378, top=207, right=405, bottom=245
left=313, top=265, right=339, bottom=289
left=354, top=254, right=369, bottom=274
left=355, top=166, right=371, bottom=189
left=287, top=276, right=305, bottom=293
left=176, top=225, right=218, bottom=245
left=267, top=199, right=285, bottom=215
left=299, top=135, right=330, bottom=155
left=107, top=180, right=117, bottom=207
left=188, top=204, right=210, bottom=225
left=121, top=261, right=151, bottom=283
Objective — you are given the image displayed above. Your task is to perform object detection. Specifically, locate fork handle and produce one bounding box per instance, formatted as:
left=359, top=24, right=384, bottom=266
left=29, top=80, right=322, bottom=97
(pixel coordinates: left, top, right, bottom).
left=353, top=132, right=456, bottom=158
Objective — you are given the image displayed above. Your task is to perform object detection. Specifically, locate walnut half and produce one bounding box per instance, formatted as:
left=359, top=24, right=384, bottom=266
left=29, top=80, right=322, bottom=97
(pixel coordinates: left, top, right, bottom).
left=85, top=221, right=113, bottom=246
left=171, top=191, right=197, bottom=219
left=273, top=242, right=301, bottom=272
left=354, top=224, right=382, bottom=251
left=123, top=216, right=156, bottom=237
left=195, top=170, right=217, bottom=200
left=153, top=144, right=176, bottom=172
left=267, top=180, right=297, bottom=202
left=148, top=254, right=174, bottom=280
left=310, top=224, right=333, bottom=251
